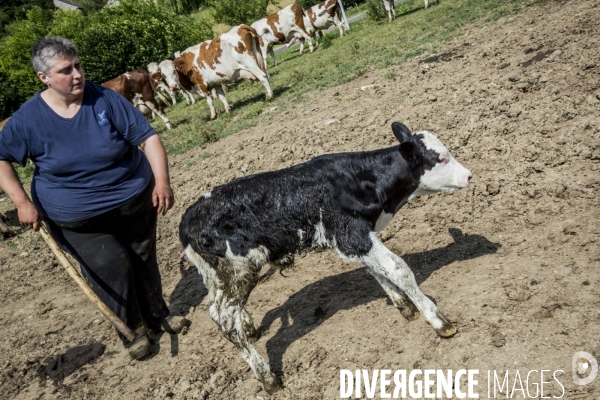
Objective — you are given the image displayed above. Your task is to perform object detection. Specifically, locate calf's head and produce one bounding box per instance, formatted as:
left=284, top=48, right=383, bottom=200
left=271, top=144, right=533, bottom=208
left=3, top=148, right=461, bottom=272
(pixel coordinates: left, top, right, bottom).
left=391, top=122, right=472, bottom=197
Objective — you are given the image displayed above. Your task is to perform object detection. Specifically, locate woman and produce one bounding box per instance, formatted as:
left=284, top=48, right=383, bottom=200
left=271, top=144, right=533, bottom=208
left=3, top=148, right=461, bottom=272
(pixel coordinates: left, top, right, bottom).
left=0, top=36, right=189, bottom=360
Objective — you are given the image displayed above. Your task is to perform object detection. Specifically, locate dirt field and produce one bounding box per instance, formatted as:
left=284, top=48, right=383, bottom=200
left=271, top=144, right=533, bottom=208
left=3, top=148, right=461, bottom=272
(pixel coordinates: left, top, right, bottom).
left=1, top=0, right=599, bottom=398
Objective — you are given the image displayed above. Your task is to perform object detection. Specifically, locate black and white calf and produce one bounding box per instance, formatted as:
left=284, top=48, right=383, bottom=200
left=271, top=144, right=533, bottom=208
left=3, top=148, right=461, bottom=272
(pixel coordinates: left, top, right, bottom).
left=179, top=122, right=472, bottom=393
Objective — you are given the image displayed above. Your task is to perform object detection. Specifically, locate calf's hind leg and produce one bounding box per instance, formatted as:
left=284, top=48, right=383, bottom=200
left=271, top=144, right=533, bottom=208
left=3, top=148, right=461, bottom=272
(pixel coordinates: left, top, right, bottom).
left=358, top=233, right=456, bottom=337
left=209, top=259, right=281, bottom=394
left=367, top=269, right=420, bottom=321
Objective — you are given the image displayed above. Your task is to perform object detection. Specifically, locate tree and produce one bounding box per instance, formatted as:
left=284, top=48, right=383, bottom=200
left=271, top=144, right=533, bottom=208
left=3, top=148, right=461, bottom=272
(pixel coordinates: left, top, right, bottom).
left=0, top=0, right=55, bottom=36
left=208, top=0, right=275, bottom=26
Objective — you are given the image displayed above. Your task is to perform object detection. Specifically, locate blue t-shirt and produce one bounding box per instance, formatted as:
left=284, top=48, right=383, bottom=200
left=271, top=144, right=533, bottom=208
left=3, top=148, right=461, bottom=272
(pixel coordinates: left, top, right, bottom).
left=0, top=82, right=156, bottom=222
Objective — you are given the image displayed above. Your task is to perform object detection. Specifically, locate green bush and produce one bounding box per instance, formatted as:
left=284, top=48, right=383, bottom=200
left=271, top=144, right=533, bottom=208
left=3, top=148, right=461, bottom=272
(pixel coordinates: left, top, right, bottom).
left=366, top=0, right=387, bottom=21
left=0, top=0, right=55, bottom=36
left=208, top=0, right=274, bottom=26
left=0, top=7, right=49, bottom=117
left=0, top=0, right=213, bottom=119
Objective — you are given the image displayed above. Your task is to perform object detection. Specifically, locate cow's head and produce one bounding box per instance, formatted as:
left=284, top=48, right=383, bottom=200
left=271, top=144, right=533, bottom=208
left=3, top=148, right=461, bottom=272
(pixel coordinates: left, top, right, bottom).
left=158, top=60, right=181, bottom=91
left=391, top=122, right=472, bottom=197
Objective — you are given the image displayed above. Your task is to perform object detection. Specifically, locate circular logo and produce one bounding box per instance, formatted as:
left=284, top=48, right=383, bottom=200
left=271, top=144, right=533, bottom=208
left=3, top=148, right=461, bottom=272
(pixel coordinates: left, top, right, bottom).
left=572, top=351, right=598, bottom=386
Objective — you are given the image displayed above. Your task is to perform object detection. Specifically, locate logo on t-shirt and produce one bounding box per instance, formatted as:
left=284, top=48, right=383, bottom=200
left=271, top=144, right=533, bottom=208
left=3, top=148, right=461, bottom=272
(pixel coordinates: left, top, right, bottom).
left=97, top=110, right=109, bottom=126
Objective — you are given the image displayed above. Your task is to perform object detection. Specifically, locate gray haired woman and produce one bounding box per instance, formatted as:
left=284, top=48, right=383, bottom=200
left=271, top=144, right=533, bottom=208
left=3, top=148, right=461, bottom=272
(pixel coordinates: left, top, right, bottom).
left=0, top=36, right=189, bottom=359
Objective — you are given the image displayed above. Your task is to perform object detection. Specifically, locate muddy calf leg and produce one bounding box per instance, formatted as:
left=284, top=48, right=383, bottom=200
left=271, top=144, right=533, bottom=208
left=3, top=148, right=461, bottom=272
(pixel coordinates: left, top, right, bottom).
left=360, top=234, right=456, bottom=337
left=368, top=269, right=420, bottom=321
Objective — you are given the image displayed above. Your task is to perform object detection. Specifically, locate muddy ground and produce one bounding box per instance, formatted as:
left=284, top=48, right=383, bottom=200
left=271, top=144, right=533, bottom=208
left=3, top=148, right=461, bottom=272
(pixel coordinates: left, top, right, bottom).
left=1, top=0, right=599, bottom=398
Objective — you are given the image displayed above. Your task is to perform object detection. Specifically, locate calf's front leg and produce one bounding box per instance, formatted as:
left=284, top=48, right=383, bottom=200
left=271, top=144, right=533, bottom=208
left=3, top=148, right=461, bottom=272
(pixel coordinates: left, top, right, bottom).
left=366, top=269, right=420, bottom=321
left=359, top=233, right=456, bottom=337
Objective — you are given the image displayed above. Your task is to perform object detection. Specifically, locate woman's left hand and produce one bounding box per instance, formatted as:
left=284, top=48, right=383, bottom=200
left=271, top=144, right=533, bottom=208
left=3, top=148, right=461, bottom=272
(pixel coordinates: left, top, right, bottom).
left=152, top=182, right=174, bottom=215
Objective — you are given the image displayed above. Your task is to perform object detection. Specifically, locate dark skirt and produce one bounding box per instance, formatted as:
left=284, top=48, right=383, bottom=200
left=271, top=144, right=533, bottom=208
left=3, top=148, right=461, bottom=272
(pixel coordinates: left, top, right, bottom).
left=45, top=181, right=170, bottom=342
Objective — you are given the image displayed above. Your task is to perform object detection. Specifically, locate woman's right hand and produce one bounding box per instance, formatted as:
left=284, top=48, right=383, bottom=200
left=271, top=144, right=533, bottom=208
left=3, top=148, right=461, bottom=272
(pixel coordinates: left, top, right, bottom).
left=16, top=200, right=42, bottom=231
left=0, top=160, right=43, bottom=231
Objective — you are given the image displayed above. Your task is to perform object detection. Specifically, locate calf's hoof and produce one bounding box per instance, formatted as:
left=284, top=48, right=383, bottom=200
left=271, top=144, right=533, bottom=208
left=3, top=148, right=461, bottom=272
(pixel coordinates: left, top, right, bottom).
left=403, top=309, right=420, bottom=321
left=429, top=311, right=457, bottom=337
left=398, top=302, right=420, bottom=321
left=433, top=314, right=457, bottom=337
left=263, top=376, right=283, bottom=395
left=435, top=324, right=457, bottom=338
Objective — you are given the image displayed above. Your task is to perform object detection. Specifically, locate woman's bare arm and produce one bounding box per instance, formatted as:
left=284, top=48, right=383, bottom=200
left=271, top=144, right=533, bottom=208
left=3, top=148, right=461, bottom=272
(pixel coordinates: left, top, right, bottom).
left=0, top=160, right=42, bottom=230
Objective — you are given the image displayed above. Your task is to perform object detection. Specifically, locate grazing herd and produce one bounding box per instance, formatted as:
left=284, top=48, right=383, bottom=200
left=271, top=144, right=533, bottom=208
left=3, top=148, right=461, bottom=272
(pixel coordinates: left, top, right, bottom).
left=101, top=2, right=329, bottom=126
left=101, top=0, right=440, bottom=126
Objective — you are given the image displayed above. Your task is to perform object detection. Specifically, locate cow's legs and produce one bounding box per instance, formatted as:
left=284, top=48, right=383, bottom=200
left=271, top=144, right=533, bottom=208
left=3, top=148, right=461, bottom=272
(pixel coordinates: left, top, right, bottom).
left=215, top=86, right=230, bottom=113
left=167, top=88, right=177, bottom=106
left=383, top=0, right=396, bottom=22
left=356, top=233, right=455, bottom=337
left=142, top=100, right=171, bottom=129
left=154, top=90, right=172, bottom=108
left=297, top=38, right=305, bottom=56
left=293, top=28, right=314, bottom=53
left=268, top=45, right=277, bottom=66
left=334, top=14, right=346, bottom=37
left=242, top=66, right=273, bottom=100
left=205, top=94, right=217, bottom=120
left=182, top=89, right=195, bottom=105
left=366, top=269, right=420, bottom=320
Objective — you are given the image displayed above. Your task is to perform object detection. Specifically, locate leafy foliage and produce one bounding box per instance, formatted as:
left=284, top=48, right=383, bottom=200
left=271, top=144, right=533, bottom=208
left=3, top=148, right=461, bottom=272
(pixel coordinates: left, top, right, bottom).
left=366, top=0, right=387, bottom=21
left=76, top=0, right=109, bottom=15
left=0, top=0, right=213, bottom=119
left=155, top=0, right=206, bottom=14
left=208, top=0, right=274, bottom=26
left=0, top=0, right=55, bottom=36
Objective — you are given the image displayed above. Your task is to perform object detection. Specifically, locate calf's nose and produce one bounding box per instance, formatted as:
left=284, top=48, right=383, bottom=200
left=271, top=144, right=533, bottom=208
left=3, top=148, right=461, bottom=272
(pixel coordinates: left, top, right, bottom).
left=468, top=173, right=473, bottom=184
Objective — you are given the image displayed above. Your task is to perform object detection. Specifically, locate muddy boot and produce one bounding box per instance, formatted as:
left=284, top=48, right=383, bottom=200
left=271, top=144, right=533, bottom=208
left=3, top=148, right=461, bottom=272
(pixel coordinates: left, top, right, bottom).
left=159, top=316, right=191, bottom=335
left=124, top=328, right=151, bottom=360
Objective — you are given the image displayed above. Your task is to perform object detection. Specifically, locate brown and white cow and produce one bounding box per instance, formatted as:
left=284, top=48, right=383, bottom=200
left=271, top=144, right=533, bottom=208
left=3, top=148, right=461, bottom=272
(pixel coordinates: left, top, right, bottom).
left=148, top=62, right=176, bottom=107
left=287, top=0, right=348, bottom=55
left=251, top=3, right=314, bottom=68
left=102, top=69, right=171, bottom=129
left=155, top=59, right=197, bottom=106
left=172, top=24, right=272, bottom=120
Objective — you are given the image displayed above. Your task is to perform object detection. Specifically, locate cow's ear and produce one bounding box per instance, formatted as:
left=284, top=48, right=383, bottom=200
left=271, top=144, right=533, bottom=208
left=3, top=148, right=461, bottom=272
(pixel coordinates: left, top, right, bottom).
left=391, top=122, right=412, bottom=143
left=173, top=59, right=184, bottom=70
left=399, top=141, right=419, bottom=163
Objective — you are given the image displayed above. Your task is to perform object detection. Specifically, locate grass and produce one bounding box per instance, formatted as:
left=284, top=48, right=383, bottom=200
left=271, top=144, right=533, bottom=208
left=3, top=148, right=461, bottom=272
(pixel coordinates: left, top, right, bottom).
left=150, top=0, right=547, bottom=155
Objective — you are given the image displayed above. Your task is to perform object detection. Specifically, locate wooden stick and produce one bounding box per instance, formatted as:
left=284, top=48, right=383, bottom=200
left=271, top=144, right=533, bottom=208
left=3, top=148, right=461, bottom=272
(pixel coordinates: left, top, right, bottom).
left=39, top=225, right=137, bottom=342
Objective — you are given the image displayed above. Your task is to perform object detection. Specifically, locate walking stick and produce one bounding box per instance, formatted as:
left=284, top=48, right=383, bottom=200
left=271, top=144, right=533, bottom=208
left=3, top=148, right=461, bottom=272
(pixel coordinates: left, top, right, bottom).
left=39, top=224, right=137, bottom=342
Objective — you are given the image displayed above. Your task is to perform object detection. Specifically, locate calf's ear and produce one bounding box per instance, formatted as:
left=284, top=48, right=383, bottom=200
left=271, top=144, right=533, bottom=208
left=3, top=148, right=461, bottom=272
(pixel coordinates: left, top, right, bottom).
left=391, top=122, right=412, bottom=143
left=399, top=142, right=419, bottom=163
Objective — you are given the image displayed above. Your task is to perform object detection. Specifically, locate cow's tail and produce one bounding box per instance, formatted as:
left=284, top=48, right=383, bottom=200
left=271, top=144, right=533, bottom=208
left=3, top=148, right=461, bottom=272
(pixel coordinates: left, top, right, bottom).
left=241, top=24, right=266, bottom=72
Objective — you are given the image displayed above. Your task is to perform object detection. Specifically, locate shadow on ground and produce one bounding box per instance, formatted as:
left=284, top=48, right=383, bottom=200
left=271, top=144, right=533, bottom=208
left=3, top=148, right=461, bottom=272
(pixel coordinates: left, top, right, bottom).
left=256, top=227, right=500, bottom=377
